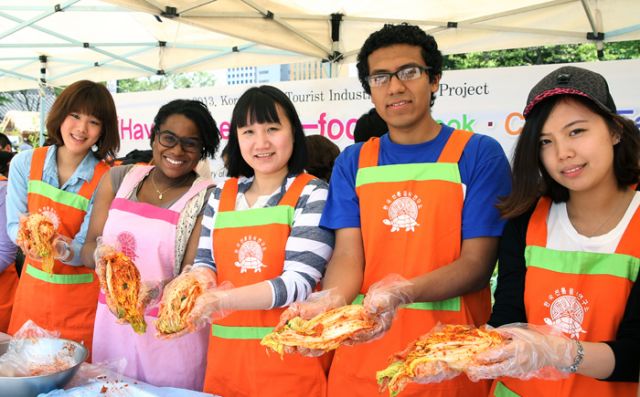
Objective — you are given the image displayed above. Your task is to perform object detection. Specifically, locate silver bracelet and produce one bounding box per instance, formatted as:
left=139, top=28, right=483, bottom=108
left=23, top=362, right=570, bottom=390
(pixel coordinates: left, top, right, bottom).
left=560, top=339, right=584, bottom=373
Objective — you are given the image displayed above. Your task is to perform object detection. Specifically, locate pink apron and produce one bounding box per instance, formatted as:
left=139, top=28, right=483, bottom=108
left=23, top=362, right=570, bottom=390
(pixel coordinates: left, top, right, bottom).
left=92, top=165, right=211, bottom=390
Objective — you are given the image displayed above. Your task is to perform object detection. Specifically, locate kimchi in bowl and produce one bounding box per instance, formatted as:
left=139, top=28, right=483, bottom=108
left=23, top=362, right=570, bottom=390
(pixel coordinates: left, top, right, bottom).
left=0, top=338, right=87, bottom=397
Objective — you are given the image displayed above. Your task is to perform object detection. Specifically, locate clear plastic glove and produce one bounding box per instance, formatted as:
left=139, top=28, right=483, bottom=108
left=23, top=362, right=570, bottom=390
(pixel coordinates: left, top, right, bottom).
left=16, top=212, right=57, bottom=263
left=185, top=281, right=234, bottom=330
left=137, top=279, right=169, bottom=314
left=93, top=236, right=118, bottom=293
left=276, top=289, right=346, bottom=330
left=347, top=274, right=413, bottom=344
left=52, top=235, right=73, bottom=262
left=466, top=324, right=576, bottom=381
left=274, top=289, right=346, bottom=357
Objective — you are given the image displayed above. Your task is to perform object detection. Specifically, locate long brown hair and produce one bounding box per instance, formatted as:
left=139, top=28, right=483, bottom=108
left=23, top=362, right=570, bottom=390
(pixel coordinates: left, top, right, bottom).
left=498, top=95, right=640, bottom=219
left=46, top=80, right=120, bottom=160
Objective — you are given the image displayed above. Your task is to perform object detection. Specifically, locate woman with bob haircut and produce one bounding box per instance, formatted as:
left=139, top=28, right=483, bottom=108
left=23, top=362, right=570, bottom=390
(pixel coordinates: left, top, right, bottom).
left=163, top=85, right=334, bottom=396
left=465, top=66, right=640, bottom=397
left=81, top=99, right=220, bottom=389
left=6, top=80, right=120, bottom=357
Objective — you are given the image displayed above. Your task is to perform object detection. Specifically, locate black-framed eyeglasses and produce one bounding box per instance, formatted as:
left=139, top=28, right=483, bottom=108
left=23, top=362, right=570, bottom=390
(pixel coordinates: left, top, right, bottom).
left=366, top=65, right=431, bottom=88
left=156, top=130, right=202, bottom=153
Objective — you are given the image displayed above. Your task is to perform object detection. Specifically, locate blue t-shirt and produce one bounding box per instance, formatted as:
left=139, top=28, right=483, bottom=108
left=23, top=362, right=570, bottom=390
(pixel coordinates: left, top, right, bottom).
left=320, top=124, right=512, bottom=239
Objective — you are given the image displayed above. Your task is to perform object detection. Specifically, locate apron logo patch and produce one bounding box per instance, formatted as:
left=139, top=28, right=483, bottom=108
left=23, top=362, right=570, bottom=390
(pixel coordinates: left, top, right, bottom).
left=38, top=206, right=60, bottom=230
left=234, top=236, right=267, bottom=273
left=543, top=287, right=589, bottom=339
left=117, top=231, right=138, bottom=260
left=382, top=191, right=422, bottom=232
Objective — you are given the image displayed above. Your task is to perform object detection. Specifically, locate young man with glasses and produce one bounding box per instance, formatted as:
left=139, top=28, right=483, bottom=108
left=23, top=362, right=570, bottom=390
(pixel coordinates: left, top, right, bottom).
left=279, top=23, right=512, bottom=396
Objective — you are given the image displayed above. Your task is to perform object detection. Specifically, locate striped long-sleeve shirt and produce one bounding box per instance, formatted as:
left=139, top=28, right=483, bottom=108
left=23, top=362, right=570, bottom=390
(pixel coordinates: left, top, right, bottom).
left=194, top=173, right=334, bottom=308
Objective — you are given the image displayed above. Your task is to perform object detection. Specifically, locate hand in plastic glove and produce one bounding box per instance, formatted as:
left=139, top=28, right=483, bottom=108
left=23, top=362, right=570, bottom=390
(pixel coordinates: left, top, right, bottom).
left=93, top=237, right=117, bottom=293
left=347, top=274, right=413, bottom=344
left=185, top=281, right=234, bottom=331
left=52, top=235, right=73, bottom=262
left=137, top=280, right=169, bottom=314
left=466, top=324, right=576, bottom=381
left=16, top=213, right=56, bottom=260
left=276, top=289, right=346, bottom=330
left=274, top=289, right=346, bottom=357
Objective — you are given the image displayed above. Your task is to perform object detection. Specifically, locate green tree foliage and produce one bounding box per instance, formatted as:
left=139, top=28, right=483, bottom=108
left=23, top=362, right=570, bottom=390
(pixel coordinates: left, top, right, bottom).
left=117, top=71, right=216, bottom=93
left=443, top=40, right=639, bottom=70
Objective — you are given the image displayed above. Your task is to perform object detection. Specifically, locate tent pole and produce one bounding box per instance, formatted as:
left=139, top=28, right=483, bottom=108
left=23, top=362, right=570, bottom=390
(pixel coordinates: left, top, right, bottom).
left=38, top=55, right=47, bottom=146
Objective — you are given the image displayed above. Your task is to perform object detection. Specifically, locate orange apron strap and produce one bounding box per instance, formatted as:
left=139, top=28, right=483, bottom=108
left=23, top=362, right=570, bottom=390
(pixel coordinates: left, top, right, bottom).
left=616, top=198, right=640, bottom=255
left=437, top=130, right=473, bottom=163
left=526, top=197, right=551, bottom=247
left=357, top=137, right=380, bottom=169
left=77, top=160, right=110, bottom=200
left=29, top=147, right=49, bottom=181
left=0, top=175, right=7, bottom=181
left=219, top=178, right=239, bottom=212
left=279, top=173, right=314, bottom=207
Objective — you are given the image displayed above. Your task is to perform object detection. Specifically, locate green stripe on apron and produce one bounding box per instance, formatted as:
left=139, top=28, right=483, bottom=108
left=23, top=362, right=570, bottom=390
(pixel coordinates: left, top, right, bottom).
left=494, top=381, right=521, bottom=397
left=28, top=180, right=90, bottom=212
left=352, top=294, right=461, bottom=311
left=525, top=245, right=639, bottom=282
left=356, top=162, right=461, bottom=188
left=212, top=324, right=274, bottom=340
left=26, top=264, right=94, bottom=284
left=215, top=206, right=294, bottom=229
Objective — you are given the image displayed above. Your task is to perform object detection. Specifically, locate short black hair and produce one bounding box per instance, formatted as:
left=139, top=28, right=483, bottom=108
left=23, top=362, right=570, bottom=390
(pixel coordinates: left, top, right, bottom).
left=227, top=86, right=307, bottom=178
left=353, top=108, right=388, bottom=143
left=0, top=151, right=15, bottom=176
left=150, top=99, right=220, bottom=160
left=356, top=23, right=442, bottom=106
left=0, top=133, right=11, bottom=150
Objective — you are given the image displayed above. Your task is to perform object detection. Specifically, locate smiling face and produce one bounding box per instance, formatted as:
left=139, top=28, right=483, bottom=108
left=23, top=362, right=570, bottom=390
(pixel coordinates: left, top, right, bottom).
left=237, top=104, right=294, bottom=180
left=152, top=114, right=202, bottom=179
left=539, top=97, right=620, bottom=197
left=59, top=112, right=102, bottom=155
left=368, top=44, right=439, bottom=139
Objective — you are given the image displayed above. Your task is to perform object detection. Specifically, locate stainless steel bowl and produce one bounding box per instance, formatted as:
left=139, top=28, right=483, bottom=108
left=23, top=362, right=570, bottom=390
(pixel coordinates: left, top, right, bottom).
left=0, top=338, right=87, bottom=397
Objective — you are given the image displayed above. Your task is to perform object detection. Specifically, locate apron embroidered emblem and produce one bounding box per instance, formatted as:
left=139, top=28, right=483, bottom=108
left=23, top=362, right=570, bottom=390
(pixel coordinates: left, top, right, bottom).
left=543, top=287, right=589, bottom=339
left=234, top=236, right=267, bottom=273
left=39, top=206, right=60, bottom=230
left=117, top=231, right=138, bottom=260
left=382, top=191, right=422, bottom=232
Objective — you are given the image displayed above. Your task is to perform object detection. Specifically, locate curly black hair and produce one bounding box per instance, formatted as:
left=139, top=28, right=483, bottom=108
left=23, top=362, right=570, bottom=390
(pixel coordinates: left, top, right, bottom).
left=150, top=99, right=220, bottom=160
left=356, top=23, right=442, bottom=106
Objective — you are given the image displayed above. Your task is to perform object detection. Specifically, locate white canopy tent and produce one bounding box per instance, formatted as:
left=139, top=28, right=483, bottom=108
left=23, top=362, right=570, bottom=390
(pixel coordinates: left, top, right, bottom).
left=2, top=0, right=639, bottom=92
left=0, top=0, right=313, bottom=92
left=108, top=0, right=640, bottom=65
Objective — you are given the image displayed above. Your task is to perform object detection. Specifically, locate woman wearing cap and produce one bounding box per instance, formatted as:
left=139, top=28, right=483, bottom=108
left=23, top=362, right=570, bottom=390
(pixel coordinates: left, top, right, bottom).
left=466, top=66, right=640, bottom=396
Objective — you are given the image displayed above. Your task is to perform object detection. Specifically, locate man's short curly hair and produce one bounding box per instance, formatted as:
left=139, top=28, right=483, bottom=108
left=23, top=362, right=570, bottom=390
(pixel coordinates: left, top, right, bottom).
left=356, top=23, right=442, bottom=106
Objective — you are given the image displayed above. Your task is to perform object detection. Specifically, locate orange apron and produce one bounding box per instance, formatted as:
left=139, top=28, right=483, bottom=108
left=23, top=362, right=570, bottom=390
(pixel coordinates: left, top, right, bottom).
left=491, top=197, right=639, bottom=397
left=203, top=174, right=330, bottom=397
left=327, top=132, right=492, bottom=397
left=8, top=147, right=108, bottom=360
left=0, top=175, right=19, bottom=333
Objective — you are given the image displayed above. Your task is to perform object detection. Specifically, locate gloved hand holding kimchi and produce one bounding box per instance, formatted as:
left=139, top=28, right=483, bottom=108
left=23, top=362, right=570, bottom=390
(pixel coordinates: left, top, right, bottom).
left=155, top=266, right=220, bottom=338
left=16, top=212, right=57, bottom=272
left=94, top=237, right=147, bottom=334
left=262, top=289, right=375, bottom=358
left=377, top=324, right=507, bottom=397
left=465, top=324, right=578, bottom=382
left=350, top=274, right=414, bottom=344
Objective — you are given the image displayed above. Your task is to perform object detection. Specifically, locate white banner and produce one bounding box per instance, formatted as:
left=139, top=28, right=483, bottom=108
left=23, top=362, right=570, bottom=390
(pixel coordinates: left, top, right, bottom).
left=114, top=59, right=640, bottom=173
